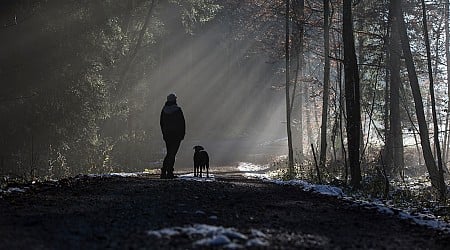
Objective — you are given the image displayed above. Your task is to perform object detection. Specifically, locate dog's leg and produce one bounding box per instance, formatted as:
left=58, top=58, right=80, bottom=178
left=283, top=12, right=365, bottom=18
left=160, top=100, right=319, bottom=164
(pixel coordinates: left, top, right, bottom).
left=206, top=155, right=210, bottom=178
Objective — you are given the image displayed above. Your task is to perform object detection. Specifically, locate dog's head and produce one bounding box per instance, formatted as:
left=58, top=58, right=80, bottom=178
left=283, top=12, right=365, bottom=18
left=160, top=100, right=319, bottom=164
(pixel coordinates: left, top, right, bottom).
left=193, top=145, right=204, bottom=152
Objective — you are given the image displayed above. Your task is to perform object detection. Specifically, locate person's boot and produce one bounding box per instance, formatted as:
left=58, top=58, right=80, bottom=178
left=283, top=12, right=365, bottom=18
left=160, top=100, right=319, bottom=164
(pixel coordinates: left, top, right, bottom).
left=167, top=169, right=177, bottom=179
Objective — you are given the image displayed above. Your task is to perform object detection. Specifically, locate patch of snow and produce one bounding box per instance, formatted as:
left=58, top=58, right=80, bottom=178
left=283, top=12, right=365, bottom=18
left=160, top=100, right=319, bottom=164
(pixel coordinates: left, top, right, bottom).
left=272, top=179, right=345, bottom=197
left=194, top=235, right=231, bottom=247
left=0, top=187, right=28, bottom=193
left=178, top=173, right=215, bottom=182
left=86, top=172, right=143, bottom=178
left=147, top=228, right=180, bottom=238
left=246, top=238, right=270, bottom=247
left=277, top=179, right=450, bottom=232
left=110, top=172, right=139, bottom=177
left=369, top=203, right=450, bottom=232
left=237, top=162, right=271, bottom=179
left=239, top=162, right=450, bottom=233
left=222, top=230, right=248, bottom=241
left=374, top=205, right=395, bottom=215
left=250, top=229, right=267, bottom=238
left=237, top=162, right=269, bottom=172
left=147, top=224, right=269, bottom=248
left=195, top=210, right=206, bottom=216
left=223, top=242, right=244, bottom=249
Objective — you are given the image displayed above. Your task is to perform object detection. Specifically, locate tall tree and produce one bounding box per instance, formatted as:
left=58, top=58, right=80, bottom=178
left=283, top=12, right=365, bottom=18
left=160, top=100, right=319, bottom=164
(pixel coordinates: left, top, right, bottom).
left=444, top=0, right=450, bottom=161
left=396, top=1, right=446, bottom=199
left=421, top=0, right=446, bottom=197
left=291, top=0, right=305, bottom=163
left=343, top=0, right=362, bottom=188
left=319, top=0, right=331, bottom=169
left=286, top=0, right=295, bottom=177
left=388, top=0, right=404, bottom=176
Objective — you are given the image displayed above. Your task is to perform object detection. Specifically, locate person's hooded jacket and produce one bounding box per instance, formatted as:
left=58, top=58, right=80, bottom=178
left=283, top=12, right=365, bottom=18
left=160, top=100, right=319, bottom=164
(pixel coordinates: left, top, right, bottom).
left=160, top=101, right=185, bottom=141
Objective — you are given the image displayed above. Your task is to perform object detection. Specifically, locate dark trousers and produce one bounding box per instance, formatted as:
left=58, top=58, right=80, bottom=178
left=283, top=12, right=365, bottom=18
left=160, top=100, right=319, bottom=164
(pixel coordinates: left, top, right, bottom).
left=161, top=139, right=181, bottom=178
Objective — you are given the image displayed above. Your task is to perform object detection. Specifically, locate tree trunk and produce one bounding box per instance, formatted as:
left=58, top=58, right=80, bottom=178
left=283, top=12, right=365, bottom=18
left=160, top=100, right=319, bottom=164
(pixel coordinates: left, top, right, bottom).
left=421, top=0, right=446, bottom=198
left=384, top=39, right=393, bottom=169
left=285, top=0, right=295, bottom=177
left=118, top=0, right=157, bottom=92
left=292, top=0, right=305, bottom=163
left=397, top=1, right=446, bottom=199
left=444, top=0, right=450, bottom=162
left=319, top=0, right=331, bottom=169
left=343, top=0, right=362, bottom=188
left=339, top=62, right=348, bottom=183
left=306, top=83, right=313, bottom=150
left=388, top=0, right=404, bottom=176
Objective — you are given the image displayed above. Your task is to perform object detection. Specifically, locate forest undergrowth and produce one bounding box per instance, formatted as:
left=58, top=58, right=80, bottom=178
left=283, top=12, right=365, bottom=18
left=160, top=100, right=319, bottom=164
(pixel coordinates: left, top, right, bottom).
left=269, top=152, right=450, bottom=225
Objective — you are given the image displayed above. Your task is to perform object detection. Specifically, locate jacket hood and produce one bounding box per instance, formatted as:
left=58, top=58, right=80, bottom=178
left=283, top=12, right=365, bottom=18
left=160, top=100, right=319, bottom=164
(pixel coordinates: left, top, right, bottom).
left=163, top=102, right=181, bottom=114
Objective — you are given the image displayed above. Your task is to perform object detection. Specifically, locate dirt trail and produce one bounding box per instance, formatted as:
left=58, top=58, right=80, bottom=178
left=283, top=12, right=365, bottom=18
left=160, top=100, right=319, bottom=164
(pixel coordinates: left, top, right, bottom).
left=0, top=174, right=449, bottom=249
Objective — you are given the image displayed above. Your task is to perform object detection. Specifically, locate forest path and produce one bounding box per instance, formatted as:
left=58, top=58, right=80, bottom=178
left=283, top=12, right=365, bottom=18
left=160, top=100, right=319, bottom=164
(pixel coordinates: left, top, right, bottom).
left=0, top=174, right=449, bottom=249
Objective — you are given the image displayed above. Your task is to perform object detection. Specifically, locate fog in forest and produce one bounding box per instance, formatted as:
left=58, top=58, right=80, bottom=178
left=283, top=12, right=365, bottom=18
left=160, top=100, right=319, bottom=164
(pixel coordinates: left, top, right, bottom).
left=4, top=0, right=449, bottom=193
left=0, top=1, right=290, bottom=178
left=143, top=11, right=288, bottom=168
left=4, top=2, right=450, bottom=245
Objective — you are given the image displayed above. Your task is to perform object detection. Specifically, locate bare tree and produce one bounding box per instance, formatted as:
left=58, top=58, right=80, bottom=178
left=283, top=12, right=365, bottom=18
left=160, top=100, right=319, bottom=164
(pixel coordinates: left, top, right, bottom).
left=319, top=0, right=331, bottom=169
left=444, top=0, right=450, bottom=162
left=421, top=0, right=446, bottom=198
left=388, top=0, right=404, bottom=176
left=291, top=0, right=305, bottom=163
left=343, top=0, right=362, bottom=188
left=286, top=0, right=295, bottom=177
left=396, top=1, right=446, bottom=199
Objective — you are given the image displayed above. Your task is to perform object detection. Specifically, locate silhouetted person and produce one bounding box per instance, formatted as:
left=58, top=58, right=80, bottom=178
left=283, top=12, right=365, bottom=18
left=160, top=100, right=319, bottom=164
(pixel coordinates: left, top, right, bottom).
left=160, top=93, right=185, bottom=179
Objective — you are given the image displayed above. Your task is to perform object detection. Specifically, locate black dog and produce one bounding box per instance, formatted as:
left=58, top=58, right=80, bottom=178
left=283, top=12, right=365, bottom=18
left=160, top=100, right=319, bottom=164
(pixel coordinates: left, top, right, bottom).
left=193, top=145, right=209, bottom=178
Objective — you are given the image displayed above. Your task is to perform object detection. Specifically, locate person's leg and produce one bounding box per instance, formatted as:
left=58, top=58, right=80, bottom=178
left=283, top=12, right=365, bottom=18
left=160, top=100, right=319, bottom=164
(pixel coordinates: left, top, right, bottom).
left=166, top=140, right=181, bottom=178
left=161, top=140, right=172, bottom=179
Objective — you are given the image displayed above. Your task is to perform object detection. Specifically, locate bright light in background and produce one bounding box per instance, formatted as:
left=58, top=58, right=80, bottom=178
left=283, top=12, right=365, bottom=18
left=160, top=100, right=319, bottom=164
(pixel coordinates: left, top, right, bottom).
left=129, top=11, right=288, bottom=169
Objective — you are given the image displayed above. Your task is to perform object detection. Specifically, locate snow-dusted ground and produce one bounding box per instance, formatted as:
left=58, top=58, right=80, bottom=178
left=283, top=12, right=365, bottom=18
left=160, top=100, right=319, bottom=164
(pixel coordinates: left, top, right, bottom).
left=147, top=224, right=269, bottom=248
left=271, top=178, right=450, bottom=232
left=234, top=161, right=450, bottom=234
left=140, top=161, right=450, bottom=247
left=0, top=187, right=28, bottom=194
left=2, top=162, right=449, bottom=240
left=2, top=166, right=449, bottom=249
left=178, top=173, right=216, bottom=182
left=236, top=162, right=271, bottom=179
left=87, top=172, right=142, bottom=178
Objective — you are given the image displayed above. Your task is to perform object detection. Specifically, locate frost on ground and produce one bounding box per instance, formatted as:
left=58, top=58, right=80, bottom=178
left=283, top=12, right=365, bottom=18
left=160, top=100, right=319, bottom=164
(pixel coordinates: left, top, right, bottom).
left=87, top=172, right=141, bottom=178
left=272, top=179, right=345, bottom=197
left=0, top=187, right=27, bottom=194
left=147, top=224, right=268, bottom=248
left=237, top=161, right=450, bottom=234
left=178, top=173, right=216, bottom=182
left=347, top=198, right=450, bottom=233
left=274, top=179, right=450, bottom=233
left=237, top=162, right=271, bottom=179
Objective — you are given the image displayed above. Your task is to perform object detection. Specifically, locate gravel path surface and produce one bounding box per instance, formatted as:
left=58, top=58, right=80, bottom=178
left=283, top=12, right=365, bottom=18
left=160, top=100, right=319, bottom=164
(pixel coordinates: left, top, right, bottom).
left=1, top=174, right=449, bottom=249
